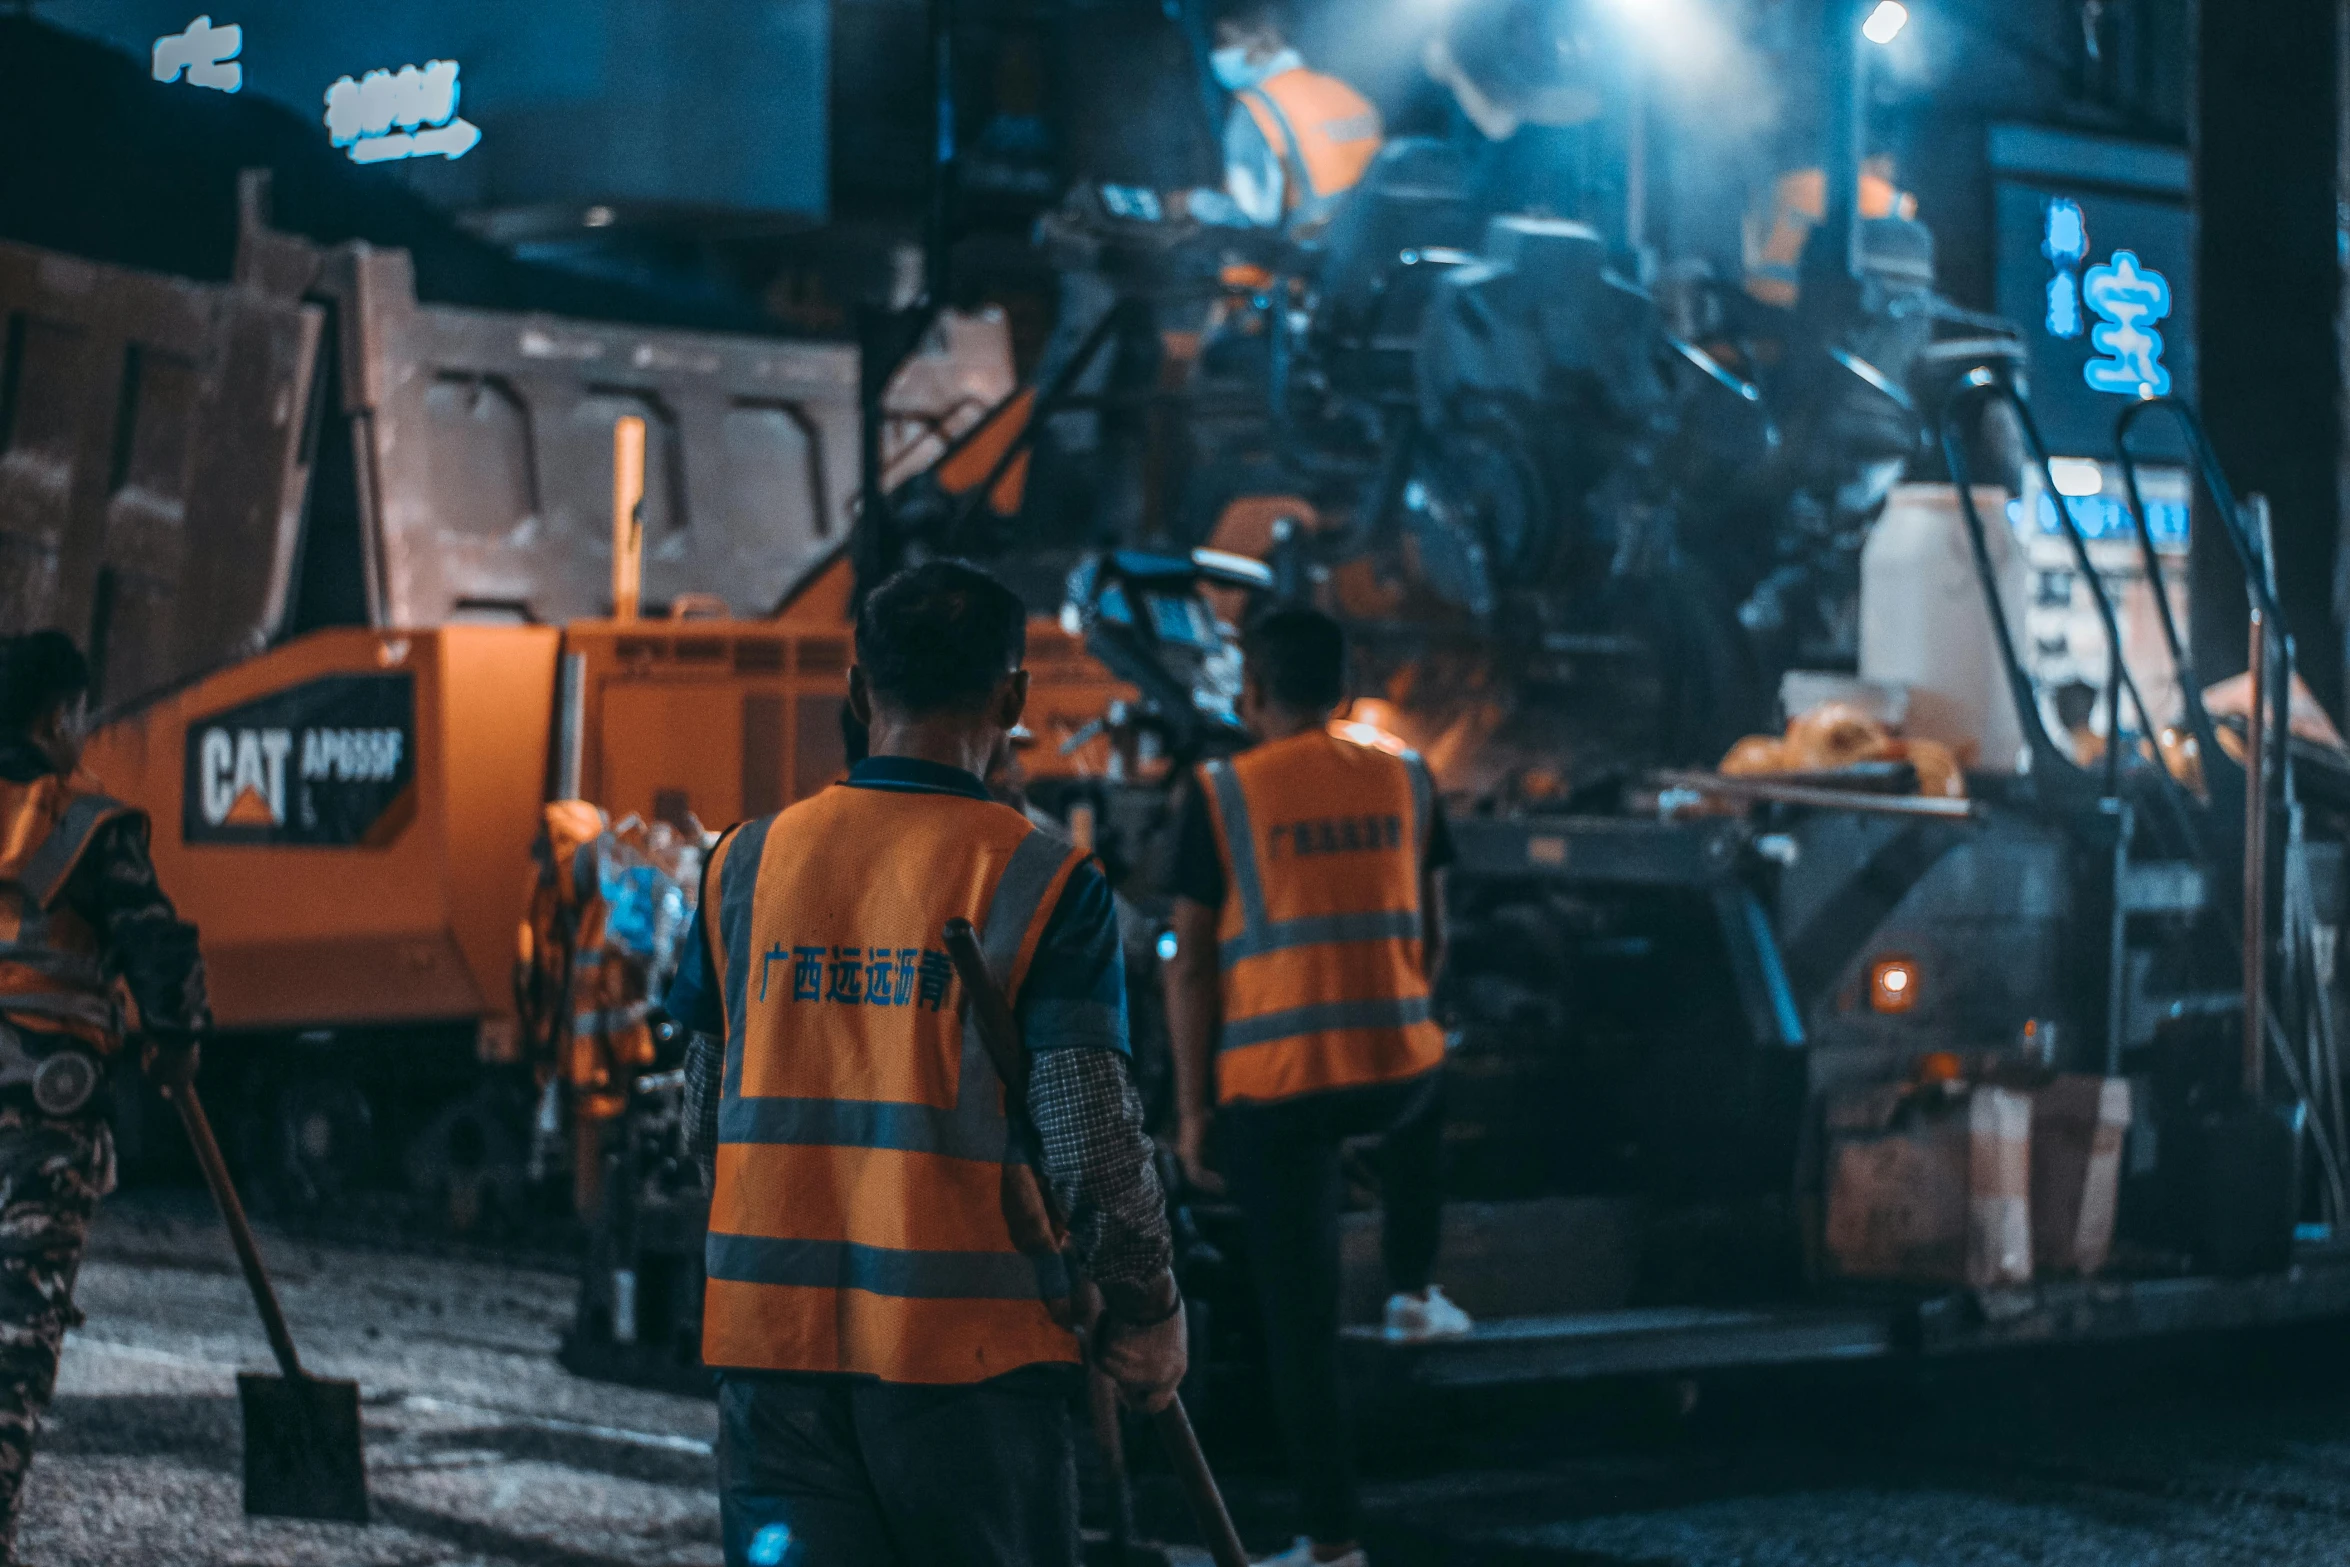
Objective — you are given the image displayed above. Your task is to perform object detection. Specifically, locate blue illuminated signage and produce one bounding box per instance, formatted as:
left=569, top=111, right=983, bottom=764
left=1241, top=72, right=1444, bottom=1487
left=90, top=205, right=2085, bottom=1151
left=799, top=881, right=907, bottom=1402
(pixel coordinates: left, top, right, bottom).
left=2008, top=491, right=2189, bottom=548
left=2042, top=198, right=2086, bottom=340
left=151, top=15, right=242, bottom=93
left=323, top=60, right=479, bottom=164
left=2081, top=250, right=2173, bottom=398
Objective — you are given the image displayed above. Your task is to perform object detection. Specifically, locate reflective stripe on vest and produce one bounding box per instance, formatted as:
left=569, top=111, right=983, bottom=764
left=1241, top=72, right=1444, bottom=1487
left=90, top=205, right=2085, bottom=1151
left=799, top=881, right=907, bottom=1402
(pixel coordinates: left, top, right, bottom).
left=0, top=776, right=136, bottom=1052
left=1202, top=732, right=1443, bottom=1106
left=1237, top=67, right=1383, bottom=233
left=702, top=787, right=1087, bottom=1383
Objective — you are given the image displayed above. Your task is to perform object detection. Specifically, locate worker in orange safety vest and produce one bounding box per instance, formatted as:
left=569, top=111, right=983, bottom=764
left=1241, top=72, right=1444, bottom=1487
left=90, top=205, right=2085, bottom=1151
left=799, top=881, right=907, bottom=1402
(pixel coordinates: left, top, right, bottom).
left=1184, top=0, right=1384, bottom=239
left=0, top=631, right=206, bottom=1562
left=1743, top=157, right=1920, bottom=308
left=668, top=562, right=1183, bottom=1567
left=1162, top=607, right=1470, bottom=1567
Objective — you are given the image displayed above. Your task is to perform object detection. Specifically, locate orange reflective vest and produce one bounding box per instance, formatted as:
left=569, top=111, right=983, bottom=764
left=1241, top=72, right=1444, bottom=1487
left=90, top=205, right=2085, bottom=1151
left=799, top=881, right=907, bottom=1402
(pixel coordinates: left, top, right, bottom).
left=1743, top=166, right=1918, bottom=307
left=1237, top=67, right=1384, bottom=232
left=0, top=772, right=138, bottom=1053
left=700, top=783, right=1089, bottom=1384
left=1199, top=731, right=1443, bottom=1106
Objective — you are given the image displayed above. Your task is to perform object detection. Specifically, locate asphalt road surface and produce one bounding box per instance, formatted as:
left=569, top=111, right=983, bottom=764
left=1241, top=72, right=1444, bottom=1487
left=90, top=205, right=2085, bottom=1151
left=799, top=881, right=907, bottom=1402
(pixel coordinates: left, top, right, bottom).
left=28, top=1196, right=2350, bottom=1565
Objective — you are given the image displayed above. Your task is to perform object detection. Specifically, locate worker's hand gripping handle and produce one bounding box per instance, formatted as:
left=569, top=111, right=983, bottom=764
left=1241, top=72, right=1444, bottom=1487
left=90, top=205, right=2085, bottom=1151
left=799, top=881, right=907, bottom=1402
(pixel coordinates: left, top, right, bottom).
left=940, top=918, right=1249, bottom=1567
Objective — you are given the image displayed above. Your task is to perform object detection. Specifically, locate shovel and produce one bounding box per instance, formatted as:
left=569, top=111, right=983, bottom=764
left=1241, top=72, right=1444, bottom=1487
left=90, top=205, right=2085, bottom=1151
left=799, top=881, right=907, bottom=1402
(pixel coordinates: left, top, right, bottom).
left=164, top=1073, right=370, bottom=1523
left=944, top=919, right=1249, bottom=1567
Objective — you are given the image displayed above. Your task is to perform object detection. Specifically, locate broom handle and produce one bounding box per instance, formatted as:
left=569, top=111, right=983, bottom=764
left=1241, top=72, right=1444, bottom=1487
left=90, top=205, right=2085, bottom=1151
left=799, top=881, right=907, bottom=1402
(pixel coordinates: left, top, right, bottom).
left=942, top=919, right=1249, bottom=1567
left=168, top=1079, right=306, bottom=1381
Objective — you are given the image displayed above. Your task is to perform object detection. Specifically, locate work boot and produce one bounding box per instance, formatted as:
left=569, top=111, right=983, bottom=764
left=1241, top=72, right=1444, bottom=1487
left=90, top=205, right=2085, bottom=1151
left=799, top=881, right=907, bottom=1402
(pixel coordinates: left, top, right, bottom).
left=1381, top=1284, right=1473, bottom=1342
left=1256, top=1539, right=1368, bottom=1566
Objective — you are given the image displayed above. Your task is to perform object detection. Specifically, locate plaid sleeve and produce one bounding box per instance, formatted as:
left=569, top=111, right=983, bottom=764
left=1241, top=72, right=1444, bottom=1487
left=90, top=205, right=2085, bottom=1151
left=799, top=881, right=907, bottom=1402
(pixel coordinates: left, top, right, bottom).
left=1018, top=857, right=1173, bottom=1315
left=1027, top=1045, right=1173, bottom=1318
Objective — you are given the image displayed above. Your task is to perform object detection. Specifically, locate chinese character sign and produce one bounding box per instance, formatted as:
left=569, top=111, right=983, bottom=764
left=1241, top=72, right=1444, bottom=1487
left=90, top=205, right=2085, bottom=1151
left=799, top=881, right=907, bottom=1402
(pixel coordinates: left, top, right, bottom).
left=2081, top=250, right=2173, bottom=399
left=323, top=60, right=479, bottom=165
left=2042, top=198, right=2087, bottom=341
left=152, top=15, right=242, bottom=93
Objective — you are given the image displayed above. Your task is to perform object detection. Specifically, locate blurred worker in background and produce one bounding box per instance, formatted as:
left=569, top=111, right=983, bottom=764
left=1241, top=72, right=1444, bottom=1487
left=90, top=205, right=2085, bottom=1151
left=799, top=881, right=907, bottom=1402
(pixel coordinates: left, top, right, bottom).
left=1163, top=607, right=1468, bottom=1567
left=1743, top=154, right=1920, bottom=308
left=1016, top=0, right=1381, bottom=538
left=1183, top=0, right=1384, bottom=237
left=1422, top=0, right=1606, bottom=223
left=0, top=631, right=206, bottom=1563
left=669, top=562, right=1183, bottom=1567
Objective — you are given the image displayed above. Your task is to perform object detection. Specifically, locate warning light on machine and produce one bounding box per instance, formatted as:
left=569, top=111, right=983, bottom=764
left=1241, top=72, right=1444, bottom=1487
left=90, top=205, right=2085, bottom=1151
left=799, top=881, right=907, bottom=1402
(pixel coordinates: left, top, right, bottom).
left=1861, top=2, right=1909, bottom=45
left=1870, top=957, right=1920, bottom=1014
left=1331, top=700, right=1413, bottom=757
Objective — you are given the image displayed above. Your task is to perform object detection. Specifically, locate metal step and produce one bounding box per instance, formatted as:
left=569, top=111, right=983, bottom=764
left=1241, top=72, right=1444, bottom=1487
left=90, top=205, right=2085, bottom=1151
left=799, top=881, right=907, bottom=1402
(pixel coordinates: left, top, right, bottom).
left=1346, top=1252, right=2350, bottom=1389
left=1343, top=1303, right=1899, bottom=1388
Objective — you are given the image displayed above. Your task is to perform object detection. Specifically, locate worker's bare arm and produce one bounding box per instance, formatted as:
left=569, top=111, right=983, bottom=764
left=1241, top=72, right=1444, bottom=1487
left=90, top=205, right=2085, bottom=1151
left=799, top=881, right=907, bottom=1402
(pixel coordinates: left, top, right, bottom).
left=1422, top=865, right=1448, bottom=991
left=1163, top=897, right=1223, bottom=1193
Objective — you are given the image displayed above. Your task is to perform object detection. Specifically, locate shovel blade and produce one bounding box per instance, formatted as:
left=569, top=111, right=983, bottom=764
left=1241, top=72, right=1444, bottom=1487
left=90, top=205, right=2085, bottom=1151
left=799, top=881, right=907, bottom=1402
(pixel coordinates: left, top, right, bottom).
left=237, top=1371, right=369, bottom=1524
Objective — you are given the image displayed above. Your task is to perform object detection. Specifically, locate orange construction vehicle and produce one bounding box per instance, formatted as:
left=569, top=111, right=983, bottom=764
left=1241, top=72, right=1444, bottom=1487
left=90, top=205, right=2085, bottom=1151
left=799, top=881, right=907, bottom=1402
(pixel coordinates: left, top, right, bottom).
left=12, top=203, right=1142, bottom=1222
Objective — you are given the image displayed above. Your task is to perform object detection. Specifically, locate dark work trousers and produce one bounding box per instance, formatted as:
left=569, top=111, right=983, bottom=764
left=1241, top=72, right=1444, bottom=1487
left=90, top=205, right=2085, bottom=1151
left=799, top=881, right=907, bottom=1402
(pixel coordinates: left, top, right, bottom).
left=716, top=1370, right=1080, bottom=1567
left=1217, top=1069, right=1446, bottom=1545
left=0, top=1099, right=112, bottom=1566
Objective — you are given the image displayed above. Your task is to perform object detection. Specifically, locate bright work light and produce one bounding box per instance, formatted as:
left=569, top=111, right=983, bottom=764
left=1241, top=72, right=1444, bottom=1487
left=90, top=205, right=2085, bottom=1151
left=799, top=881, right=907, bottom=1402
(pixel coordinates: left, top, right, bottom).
left=1862, top=1, right=1909, bottom=44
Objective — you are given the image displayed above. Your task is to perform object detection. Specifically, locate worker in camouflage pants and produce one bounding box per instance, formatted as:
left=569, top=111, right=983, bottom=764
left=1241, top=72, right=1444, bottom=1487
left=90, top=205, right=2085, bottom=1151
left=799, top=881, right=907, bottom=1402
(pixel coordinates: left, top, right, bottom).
left=0, top=632, right=208, bottom=1560
left=0, top=1100, right=114, bottom=1537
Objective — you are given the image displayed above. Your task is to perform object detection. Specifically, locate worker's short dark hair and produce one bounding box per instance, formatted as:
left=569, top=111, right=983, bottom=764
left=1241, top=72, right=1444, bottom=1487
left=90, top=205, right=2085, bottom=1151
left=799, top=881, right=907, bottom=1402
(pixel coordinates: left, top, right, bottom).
left=0, top=631, right=90, bottom=733
left=1212, top=0, right=1287, bottom=37
left=1445, top=0, right=1565, bottom=103
left=855, top=560, right=1028, bottom=717
left=1244, top=607, right=1347, bottom=714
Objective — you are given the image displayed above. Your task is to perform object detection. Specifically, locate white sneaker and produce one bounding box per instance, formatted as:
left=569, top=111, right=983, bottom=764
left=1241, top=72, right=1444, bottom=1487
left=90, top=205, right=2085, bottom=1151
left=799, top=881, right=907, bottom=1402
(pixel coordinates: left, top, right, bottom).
left=1254, top=1539, right=1368, bottom=1567
left=1382, top=1284, right=1474, bottom=1342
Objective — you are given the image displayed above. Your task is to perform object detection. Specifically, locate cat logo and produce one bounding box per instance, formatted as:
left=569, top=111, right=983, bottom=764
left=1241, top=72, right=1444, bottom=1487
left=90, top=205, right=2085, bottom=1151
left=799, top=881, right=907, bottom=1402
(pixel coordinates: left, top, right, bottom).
left=183, top=675, right=416, bottom=847
left=198, top=728, right=293, bottom=828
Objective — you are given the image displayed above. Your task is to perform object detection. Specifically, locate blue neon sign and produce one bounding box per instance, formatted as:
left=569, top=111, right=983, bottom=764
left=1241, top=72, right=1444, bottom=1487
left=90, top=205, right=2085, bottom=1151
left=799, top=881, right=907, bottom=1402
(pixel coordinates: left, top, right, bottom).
left=323, top=60, right=480, bottom=165
left=151, top=15, right=242, bottom=93
left=2007, top=491, right=2189, bottom=548
left=2081, top=250, right=2174, bottom=398
left=2042, top=198, right=2087, bottom=340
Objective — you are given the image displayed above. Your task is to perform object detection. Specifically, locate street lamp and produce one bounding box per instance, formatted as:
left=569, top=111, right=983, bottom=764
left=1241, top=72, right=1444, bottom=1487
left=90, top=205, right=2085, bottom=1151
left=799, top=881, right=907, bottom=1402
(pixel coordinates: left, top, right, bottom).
left=1862, top=1, right=1909, bottom=45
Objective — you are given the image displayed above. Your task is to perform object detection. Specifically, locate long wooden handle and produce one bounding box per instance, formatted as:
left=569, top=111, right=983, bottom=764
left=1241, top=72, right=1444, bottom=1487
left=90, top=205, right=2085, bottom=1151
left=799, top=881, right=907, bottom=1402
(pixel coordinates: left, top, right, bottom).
left=1154, top=1399, right=1249, bottom=1567
left=944, top=918, right=1032, bottom=1105
left=942, top=917, right=1248, bottom=1567
left=169, top=1081, right=305, bottom=1381
left=1089, top=1354, right=1135, bottom=1560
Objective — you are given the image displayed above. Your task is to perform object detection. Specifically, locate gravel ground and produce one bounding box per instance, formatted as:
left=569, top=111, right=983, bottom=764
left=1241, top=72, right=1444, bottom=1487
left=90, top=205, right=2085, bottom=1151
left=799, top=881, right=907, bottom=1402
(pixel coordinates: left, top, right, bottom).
left=1340, top=1333, right=2350, bottom=1566
left=24, top=1196, right=720, bottom=1567
left=24, top=1195, right=2350, bottom=1566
